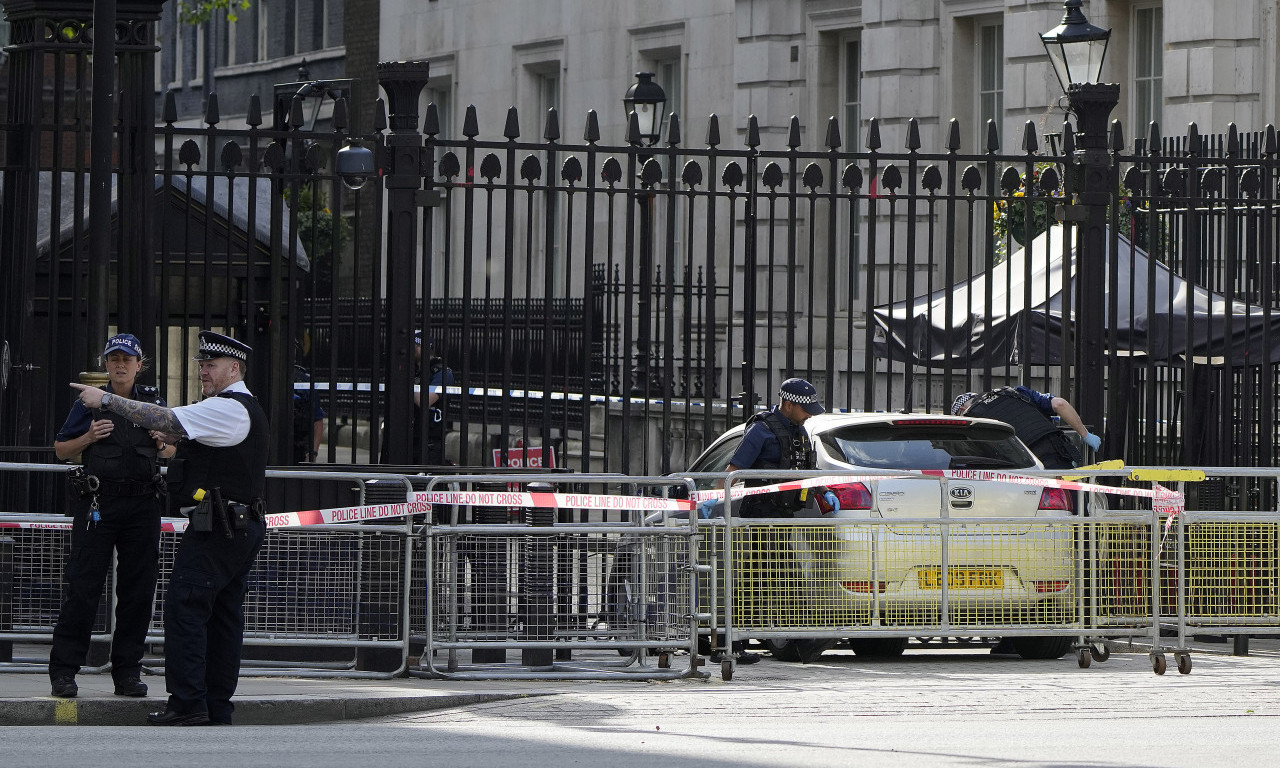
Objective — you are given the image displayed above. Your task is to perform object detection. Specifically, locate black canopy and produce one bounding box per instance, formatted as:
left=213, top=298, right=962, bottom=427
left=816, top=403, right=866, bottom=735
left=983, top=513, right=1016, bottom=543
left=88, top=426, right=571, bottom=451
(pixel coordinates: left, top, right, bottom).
left=872, top=226, right=1280, bottom=368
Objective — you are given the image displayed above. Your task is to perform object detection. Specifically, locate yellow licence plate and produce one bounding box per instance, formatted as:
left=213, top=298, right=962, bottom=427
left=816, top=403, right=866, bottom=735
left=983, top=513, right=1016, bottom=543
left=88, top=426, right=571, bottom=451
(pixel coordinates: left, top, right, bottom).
left=918, top=569, right=1004, bottom=589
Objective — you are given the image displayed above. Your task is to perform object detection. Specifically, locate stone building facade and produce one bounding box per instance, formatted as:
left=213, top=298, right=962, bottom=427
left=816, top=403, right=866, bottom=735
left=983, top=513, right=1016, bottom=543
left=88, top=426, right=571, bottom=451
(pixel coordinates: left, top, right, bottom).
left=376, top=1, right=1280, bottom=157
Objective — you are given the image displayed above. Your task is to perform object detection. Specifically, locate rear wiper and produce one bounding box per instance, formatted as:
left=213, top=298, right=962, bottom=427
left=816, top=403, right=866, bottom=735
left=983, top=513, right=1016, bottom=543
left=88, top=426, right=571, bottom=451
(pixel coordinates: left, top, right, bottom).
left=948, top=456, right=1020, bottom=469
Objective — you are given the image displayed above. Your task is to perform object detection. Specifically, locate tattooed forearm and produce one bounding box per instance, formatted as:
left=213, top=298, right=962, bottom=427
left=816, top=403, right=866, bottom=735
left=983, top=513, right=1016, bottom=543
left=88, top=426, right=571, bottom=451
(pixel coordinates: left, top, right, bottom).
left=105, top=396, right=189, bottom=437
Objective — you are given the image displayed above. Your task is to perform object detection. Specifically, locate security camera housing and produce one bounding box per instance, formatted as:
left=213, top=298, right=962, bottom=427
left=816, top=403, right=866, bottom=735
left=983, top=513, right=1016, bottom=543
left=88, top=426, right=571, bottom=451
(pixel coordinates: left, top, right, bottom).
left=336, top=144, right=376, bottom=190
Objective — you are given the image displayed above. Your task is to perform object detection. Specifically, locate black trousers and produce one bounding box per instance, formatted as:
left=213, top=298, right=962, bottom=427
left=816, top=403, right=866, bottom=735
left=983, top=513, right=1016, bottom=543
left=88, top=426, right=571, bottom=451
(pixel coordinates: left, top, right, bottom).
left=49, top=493, right=161, bottom=683
left=163, top=518, right=266, bottom=723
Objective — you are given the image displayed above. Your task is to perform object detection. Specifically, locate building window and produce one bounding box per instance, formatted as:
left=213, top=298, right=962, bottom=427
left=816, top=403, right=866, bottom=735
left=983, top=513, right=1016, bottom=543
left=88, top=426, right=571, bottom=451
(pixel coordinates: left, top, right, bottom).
left=257, top=0, right=270, bottom=62
left=171, top=22, right=185, bottom=87
left=656, top=58, right=682, bottom=128
left=535, top=69, right=562, bottom=290
left=318, top=0, right=336, bottom=48
left=194, top=24, right=206, bottom=84
left=651, top=58, right=683, bottom=265
left=426, top=86, right=452, bottom=140
left=1134, top=5, right=1163, bottom=135
left=224, top=14, right=238, bottom=67
left=841, top=34, right=862, bottom=302
left=978, top=22, right=1004, bottom=140
left=284, top=0, right=297, bottom=55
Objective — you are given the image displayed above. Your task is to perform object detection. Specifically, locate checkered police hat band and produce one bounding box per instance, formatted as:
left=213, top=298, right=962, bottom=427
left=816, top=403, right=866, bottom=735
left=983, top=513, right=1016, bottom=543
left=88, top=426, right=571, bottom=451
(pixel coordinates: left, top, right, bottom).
left=202, top=342, right=247, bottom=359
left=781, top=390, right=818, bottom=404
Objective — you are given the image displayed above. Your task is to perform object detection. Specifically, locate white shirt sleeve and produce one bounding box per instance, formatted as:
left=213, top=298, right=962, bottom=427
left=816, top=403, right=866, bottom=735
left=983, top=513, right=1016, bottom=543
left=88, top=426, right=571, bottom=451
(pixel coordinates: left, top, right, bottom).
left=173, top=392, right=251, bottom=447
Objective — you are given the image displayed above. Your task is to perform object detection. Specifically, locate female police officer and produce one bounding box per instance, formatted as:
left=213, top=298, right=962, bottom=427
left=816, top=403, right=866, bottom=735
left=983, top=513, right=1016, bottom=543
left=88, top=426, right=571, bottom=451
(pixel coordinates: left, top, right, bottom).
left=49, top=333, right=173, bottom=698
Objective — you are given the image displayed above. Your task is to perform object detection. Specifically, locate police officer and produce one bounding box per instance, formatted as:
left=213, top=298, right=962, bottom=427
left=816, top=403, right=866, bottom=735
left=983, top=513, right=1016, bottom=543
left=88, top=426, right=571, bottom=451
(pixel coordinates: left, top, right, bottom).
left=383, top=331, right=456, bottom=464
left=702, top=377, right=830, bottom=664
left=70, top=330, right=268, bottom=726
left=414, top=331, right=454, bottom=464
left=720, top=377, right=826, bottom=518
left=49, top=333, right=172, bottom=699
left=951, top=386, right=1102, bottom=469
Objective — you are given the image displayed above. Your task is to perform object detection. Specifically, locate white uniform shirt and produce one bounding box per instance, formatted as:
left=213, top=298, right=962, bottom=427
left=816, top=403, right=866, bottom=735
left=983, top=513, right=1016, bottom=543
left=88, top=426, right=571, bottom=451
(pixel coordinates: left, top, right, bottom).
left=172, top=380, right=253, bottom=447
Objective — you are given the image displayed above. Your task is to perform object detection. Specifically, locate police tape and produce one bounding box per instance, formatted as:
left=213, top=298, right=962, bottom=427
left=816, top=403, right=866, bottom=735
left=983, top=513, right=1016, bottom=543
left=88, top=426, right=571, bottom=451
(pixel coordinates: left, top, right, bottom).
left=0, top=470, right=1186, bottom=533
left=686, top=468, right=1186, bottom=511
left=0, top=498, right=435, bottom=533
left=412, top=488, right=694, bottom=512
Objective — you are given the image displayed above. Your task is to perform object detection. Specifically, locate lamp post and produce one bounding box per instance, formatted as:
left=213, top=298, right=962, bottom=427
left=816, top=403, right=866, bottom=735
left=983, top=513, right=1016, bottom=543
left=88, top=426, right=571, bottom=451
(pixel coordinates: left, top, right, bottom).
left=622, top=72, right=667, bottom=396
left=1041, top=0, right=1117, bottom=438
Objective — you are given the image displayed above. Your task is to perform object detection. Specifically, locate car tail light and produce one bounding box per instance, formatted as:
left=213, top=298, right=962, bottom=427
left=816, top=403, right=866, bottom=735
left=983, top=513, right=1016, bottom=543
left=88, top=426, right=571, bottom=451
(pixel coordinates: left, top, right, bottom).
left=817, top=482, right=873, bottom=512
left=841, top=580, right=887, bottom=593
left=1032, top=580, right=1071, bottom=594
left=1037, top=487, right=1074, bottom=513
left=889, top=418, right=968, bottom=427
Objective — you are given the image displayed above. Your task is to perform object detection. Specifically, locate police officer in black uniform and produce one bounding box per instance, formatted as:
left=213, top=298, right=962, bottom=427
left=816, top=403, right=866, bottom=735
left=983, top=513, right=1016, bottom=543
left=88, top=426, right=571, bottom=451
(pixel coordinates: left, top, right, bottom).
left=49, top=333, right=172, bottom=699
left=415, top=332, right=455, bottom=465
left=951, top=386, right=1102, bottom=469
left=702, top=377, right=831, bottom=664
left=721, top=377, right=827, bottom=518
left=70, top=330, right=269, bottom=726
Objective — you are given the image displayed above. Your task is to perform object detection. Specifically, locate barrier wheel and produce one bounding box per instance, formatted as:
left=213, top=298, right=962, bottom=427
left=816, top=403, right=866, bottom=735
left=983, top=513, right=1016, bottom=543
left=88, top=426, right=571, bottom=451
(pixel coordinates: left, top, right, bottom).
left=721, top=659, right=734, bottom=681
left=1151, top=653, right=1167, bottom=675
left=1076, top=648, right=1092, bottom=668
left=658, top=652, right=670, bottom=669
left=1177, top=653, right=1192, bottom=675
left=1091, top=643, right=1111, bottom=662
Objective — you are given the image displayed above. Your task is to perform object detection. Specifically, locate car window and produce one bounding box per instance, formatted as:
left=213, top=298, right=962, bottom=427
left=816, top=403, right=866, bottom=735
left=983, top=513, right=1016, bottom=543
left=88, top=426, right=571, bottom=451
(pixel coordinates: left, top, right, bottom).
left=687, top=434, right=744, bottom=488
left=820, top=424, right=1035, bottom=470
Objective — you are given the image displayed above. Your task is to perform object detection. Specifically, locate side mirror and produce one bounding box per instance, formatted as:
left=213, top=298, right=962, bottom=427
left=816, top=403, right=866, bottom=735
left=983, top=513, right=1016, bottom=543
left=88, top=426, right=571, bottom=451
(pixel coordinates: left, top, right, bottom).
left=336, top=143, right=375, bottom=190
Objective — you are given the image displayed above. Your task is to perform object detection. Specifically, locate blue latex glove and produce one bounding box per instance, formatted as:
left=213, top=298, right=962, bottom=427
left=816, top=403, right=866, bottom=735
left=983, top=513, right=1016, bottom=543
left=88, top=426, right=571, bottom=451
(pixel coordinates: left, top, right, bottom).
left=1084, top=432, right=1102, bottom=452
left=698, top=499, right=718, bottom=519
left=823, top=491, right=840, bottom=512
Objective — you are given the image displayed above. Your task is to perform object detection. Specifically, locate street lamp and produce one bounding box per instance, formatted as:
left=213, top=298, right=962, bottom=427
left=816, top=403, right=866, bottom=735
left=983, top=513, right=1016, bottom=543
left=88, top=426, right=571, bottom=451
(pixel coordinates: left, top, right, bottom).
left=1041, top=0, right=1117, bottom=446
left=622, top=72, right=667, bottom=397
left=1040, top=0, right=1111, bottom=94
left=622, top=72, right=668, bottom=147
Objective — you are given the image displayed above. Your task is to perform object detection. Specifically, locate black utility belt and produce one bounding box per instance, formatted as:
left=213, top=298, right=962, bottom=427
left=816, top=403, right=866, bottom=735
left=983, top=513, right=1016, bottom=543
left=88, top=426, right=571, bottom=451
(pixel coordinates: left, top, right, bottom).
left=184, top=488, right=264, bottom=537
left=94, top=479, right=158, bottom=497
left=67, top=467, right=157, bottom=498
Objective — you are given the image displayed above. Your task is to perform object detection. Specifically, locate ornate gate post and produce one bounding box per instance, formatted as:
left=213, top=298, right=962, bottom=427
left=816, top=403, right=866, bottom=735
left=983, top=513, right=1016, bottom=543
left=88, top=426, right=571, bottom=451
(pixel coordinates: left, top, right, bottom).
left=0, top=0, right=164, bottom=450
left=1067, top=83, right=1119, bottom=434
left=376, top=61, right=430, bottom=464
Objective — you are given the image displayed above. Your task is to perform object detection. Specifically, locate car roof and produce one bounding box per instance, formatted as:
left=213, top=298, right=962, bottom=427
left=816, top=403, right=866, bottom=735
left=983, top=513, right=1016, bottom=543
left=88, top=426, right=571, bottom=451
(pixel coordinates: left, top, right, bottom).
left=717, top=411, right=1018, bottom=438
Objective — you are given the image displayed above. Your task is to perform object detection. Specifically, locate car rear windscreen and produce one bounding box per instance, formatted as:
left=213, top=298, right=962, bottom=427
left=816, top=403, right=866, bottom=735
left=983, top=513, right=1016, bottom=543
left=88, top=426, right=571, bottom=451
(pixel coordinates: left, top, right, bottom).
left=821, top=424, right=1037, bottom=470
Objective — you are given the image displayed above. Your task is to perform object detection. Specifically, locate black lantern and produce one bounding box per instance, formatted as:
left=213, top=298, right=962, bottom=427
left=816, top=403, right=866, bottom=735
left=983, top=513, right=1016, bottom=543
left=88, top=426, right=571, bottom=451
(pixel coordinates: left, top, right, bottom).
left=622, top=72, right=667, bottom=145
left=1040, top=0, right=1111, bottom=93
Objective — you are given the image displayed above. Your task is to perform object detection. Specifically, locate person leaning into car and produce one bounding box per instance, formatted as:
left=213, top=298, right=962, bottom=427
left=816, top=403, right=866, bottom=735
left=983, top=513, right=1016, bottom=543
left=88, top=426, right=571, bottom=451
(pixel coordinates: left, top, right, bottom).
left=951, top=386, right=1102, bottom=469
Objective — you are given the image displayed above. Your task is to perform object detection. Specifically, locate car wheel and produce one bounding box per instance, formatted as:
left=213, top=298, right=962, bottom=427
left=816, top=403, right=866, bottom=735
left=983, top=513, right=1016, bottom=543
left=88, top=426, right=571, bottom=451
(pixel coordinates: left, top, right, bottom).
left=764, top=639, right=804, bottom=662
left=765, top=638, right=835, bottom=663
left=849, top=637, right=908, bottom=658
left=1010, top=636, right=1073, bottom=660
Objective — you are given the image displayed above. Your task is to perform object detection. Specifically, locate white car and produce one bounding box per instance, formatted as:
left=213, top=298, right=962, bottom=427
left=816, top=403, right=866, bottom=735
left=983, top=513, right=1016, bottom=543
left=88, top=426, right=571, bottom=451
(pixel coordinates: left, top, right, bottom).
left=684, top=412, right=1084, bottom=661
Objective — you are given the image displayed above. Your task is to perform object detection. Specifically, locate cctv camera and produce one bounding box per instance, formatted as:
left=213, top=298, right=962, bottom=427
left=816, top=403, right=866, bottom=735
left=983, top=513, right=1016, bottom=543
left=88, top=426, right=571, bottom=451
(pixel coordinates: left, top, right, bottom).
left=336, top=143, right=375, bottom=190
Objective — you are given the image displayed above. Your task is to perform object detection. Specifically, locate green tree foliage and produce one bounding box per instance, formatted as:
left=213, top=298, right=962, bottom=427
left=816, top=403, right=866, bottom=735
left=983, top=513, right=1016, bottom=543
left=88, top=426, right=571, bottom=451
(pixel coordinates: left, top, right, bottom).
left=178, top=1, right=252, bottom=26
left=286, top=184, right=350, bottom=294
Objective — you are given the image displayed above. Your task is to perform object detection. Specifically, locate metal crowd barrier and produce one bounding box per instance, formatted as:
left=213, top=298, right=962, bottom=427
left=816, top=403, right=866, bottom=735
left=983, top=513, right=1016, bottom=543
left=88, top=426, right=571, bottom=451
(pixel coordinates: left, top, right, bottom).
left=413, top=473, right=707, bottom=681
left=691, top=467, right=1280, bottom=679
left=4, top=460, right=1280, bottom=682
left=0, top=463, right=425, bottom=679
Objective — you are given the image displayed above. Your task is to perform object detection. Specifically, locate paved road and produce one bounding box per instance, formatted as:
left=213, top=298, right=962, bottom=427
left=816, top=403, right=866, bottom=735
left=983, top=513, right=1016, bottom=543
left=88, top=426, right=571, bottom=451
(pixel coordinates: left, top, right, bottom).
left=3, top=647, right=1279, bottom=767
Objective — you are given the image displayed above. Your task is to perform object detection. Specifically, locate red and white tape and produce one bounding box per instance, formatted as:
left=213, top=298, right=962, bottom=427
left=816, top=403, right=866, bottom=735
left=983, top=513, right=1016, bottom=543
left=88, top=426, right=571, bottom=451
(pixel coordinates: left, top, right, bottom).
left=0, top=469, right=1185, bottom=533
